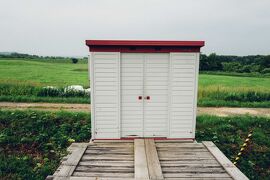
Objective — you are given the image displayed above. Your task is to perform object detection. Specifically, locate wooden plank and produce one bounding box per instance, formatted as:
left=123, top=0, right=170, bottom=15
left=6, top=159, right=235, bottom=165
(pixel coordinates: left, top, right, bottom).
left=93, top=140, right=134, bottom=143
left=160, top=159, right=220, bottom=164
left=90, top=143, right=134, bottom=147
left=134, top=139, right=149, bottom=180
left=163, top=173, right=231, bottom=178
left=145, top=139, right=164, bottom=180
left=70, top=177, right=134, bottom=180
left=82, top=154, right=133, bottom=158
left=155, top=143, right=204, bottom=148
left=72, top=172, right=134, bottom=178
left=158, top=152, right=213, bottom=159
left=85, top=148, right=133, bottom=152
left=203, top=141, right=248, bottom=180
left=158, top=151, right=211, bottom=155
left=162, top=167, right=225, bottom=173
left=75, top=166, right=134, bottom=172
left=157, top=148, right=208, bottom=152
left=154, top=139, right=194, bottom=143
left=79, top=161, right=134, bottom=166
left=87, top=147, right=133, bottom=151
left=81, top=156, right=133, bottom=161
left=161, top=164, right=221, bottom=167
left=85, top=150, right=134, bottom=155
left=65, top=143, right=88, bottom=166
left=159, top=157, right=215, bottom=161
left=54, top=165, right=76, bottom=178
left=164, top=178, right=232, bottom=180
left=56, top=143, right=88, bottom=178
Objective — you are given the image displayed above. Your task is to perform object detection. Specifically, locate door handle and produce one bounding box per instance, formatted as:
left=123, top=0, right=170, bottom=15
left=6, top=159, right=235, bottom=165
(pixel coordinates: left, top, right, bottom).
left=145, top=96, right=150, bottom=100
left=138, top=96, right=142, bottom=100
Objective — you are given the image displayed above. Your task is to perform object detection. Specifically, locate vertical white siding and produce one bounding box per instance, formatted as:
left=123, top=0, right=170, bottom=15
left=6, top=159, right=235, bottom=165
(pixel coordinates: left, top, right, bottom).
left=169, top=53, right=199, bottom=138
left=91, top=52, right=120, bottom=139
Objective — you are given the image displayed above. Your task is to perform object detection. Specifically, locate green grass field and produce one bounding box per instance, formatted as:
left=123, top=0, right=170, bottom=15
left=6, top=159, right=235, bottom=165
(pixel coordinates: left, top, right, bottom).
left=1, top=58, right=270, bottom=107
left=1, top=59, right=270, bottom=89
left=199, top=74, right=270, bottom=90
left=0, top=59, right=89, bottom=87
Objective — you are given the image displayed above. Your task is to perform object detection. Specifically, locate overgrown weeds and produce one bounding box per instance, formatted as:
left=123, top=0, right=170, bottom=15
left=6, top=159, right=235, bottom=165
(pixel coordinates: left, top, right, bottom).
left=196, top=115, right=270, bottom=179
left=0, top=110, right=91, bottom=179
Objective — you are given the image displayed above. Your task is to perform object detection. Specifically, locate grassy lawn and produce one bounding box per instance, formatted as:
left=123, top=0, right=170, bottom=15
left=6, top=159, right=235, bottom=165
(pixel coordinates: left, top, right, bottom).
left=1, top=58, right=270, bottom=107
left=199, top=74, right=270, bottom=90
left=198, top=74, right=270, bottom=107
left=1, top=58, right=270, bottom=89
left=0, top=110, right=269, bottom=179
left=0, top=59, right=89, bottom=87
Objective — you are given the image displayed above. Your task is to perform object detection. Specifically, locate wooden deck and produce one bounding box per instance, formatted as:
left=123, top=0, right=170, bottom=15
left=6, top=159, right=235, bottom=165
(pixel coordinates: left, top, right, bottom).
left=47, top=140, right=248, bottom=180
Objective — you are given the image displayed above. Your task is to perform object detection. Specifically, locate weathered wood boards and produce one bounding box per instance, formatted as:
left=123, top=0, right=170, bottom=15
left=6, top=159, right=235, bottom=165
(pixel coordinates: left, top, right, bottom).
left=53, top=143, right=88, bottom=180
left=48, top=140, right=248, bottom=180
left=156, top=141, right=233, bottom=179
left=73, top=142, right=135, bottom=178
left=203, top=141, right=249, bottom=180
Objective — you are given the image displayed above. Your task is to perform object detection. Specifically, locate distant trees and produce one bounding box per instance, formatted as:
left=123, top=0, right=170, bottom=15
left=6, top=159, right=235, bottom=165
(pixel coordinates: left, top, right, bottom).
left=200, top=54, right=270, bottom=74
left=0, top=53, right=88, bottom=62
left=0, top=52, right=39, bottom=59
left=0, top=52, right=68, bottom=60
left=1, top=52, right=269, bottom=74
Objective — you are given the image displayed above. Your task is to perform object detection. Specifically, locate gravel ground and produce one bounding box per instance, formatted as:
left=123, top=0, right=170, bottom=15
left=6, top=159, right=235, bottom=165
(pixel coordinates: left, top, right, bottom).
left=0, top=102, right=269, bottom=117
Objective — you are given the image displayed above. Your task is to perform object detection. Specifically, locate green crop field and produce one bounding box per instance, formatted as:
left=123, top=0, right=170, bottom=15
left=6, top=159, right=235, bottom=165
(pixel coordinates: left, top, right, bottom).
left=1, top=58, right=270, bottom=107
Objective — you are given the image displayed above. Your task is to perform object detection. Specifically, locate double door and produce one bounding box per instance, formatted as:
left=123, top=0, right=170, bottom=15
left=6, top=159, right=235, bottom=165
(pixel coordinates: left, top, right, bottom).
left=121, top=53, right=169, bottom=137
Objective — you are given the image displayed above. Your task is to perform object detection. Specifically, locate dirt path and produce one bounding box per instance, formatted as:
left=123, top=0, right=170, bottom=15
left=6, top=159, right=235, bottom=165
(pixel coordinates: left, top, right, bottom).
left=0, top=102, right=269, bottom=117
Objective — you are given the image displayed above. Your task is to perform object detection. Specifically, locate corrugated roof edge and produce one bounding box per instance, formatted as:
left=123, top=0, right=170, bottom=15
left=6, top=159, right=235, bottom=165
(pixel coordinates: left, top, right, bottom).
left=85, top=40, right=205, bottom=47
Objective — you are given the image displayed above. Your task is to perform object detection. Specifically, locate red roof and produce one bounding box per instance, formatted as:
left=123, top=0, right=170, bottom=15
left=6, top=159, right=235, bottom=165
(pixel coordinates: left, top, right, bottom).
left=86, top=40, right=205, bottom=47
left=85, top=40, right=205, bottom=53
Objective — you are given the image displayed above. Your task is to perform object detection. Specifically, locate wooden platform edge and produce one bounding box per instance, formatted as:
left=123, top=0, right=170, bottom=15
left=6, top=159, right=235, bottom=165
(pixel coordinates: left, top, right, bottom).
left=134, top=139, right=149, bottom=180
left=145, top=139, right=164, bottom=180
left=202, top=141, right=249, bottom=180
left=47, top=143, right=88, bottom=180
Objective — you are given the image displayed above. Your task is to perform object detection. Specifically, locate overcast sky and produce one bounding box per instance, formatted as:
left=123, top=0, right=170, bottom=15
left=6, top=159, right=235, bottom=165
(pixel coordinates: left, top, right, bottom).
left=0, top=0, right=270, bottom=57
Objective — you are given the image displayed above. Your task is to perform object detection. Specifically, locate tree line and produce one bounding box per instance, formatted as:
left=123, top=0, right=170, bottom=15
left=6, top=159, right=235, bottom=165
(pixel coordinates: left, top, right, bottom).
left=0, top=52, right=68, bottom=59
left=200, top=53, right=270, bottom=74
left=1, top=52, right=269, bottom=74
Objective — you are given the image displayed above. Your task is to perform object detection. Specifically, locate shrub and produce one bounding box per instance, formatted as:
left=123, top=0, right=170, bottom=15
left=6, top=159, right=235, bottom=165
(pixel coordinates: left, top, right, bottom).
left=261, top=68, right=270, bottom=74
left=0, top=84, right=90, bottom=98
left=37, top=87, right=61, bottom=97
left=198, top=87, right=270, bottom=103
left=71, top=58, right=78, bottom=64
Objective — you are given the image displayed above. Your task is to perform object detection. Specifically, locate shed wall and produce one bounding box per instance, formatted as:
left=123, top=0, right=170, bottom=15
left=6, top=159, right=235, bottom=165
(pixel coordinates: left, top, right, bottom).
left=169, top=53, right=199, bottom=138
left=90, top=52, right=199, bottom=139
left=91, top=52, right=120, bottom=139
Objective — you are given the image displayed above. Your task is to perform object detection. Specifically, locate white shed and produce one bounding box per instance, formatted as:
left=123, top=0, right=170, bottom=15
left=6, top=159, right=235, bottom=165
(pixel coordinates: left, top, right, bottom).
left=86, top=40, right=205, bottom=140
